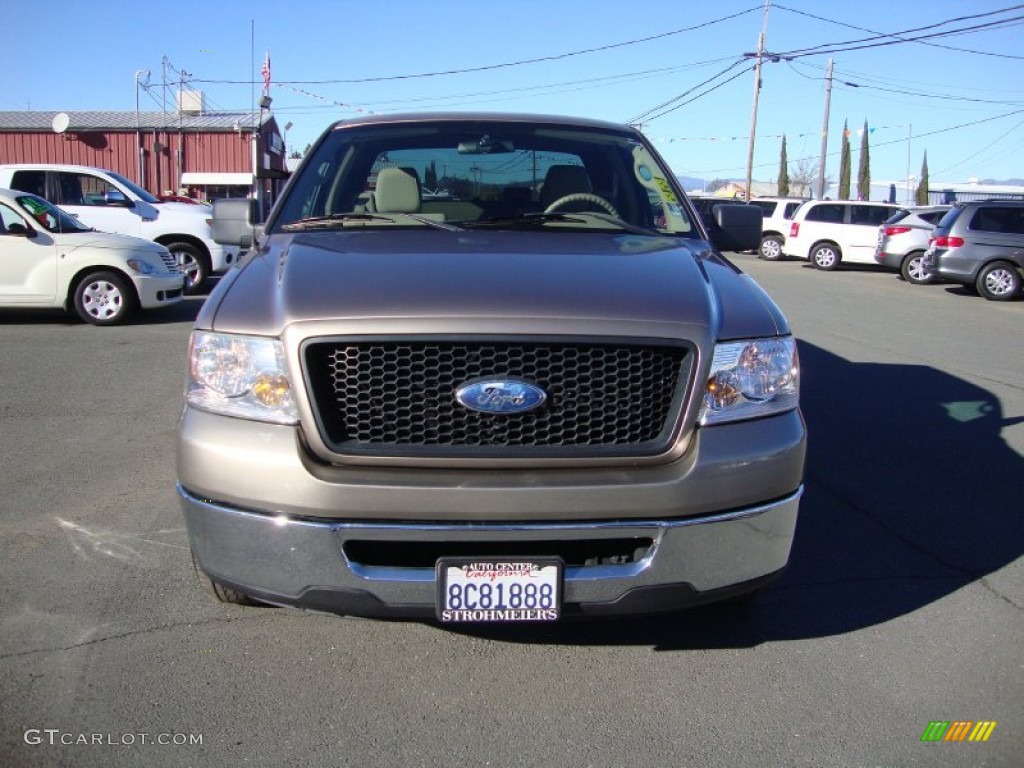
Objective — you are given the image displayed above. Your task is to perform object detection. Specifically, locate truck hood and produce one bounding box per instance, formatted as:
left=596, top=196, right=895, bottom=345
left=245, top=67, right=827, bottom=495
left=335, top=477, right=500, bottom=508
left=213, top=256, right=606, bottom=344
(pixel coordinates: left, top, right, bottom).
left=206, top=230, right=785, bottom=340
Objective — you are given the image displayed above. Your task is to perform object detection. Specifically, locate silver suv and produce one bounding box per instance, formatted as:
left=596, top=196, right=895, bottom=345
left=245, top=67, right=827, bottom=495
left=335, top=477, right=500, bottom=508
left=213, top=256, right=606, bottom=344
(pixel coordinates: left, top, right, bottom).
left=179, top=113, right=804, bottom=623
left=925, top=201, right=1024, bottom=300
left=874, top=205, right=950, bottom=284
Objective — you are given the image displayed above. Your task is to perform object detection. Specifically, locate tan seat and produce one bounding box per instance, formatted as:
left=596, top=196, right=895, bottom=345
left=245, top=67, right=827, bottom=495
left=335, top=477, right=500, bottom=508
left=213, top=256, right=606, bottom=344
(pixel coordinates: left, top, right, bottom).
left=540, top=165, right=592, bottom=209
left=373, top=167, right=421, bottom=213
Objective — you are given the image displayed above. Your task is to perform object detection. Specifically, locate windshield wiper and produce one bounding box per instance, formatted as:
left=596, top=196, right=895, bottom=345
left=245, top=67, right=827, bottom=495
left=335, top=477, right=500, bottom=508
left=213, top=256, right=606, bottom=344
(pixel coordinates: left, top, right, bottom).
left=282, top=212, right=396, bottom=230
left=563, top=212, right=661, bottom=236
left=393, top=213, right=464, bottom=231
left=281, top=211, right=463, bottom=232
left=461, top=211, right=658, bottom=236
left=462, top=212, right=584, bottom=229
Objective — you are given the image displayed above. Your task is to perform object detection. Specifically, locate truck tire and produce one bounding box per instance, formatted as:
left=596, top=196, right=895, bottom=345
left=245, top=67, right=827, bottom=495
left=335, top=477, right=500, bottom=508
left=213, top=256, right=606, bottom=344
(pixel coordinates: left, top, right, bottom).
left=167, top=242, right=208, bottom=294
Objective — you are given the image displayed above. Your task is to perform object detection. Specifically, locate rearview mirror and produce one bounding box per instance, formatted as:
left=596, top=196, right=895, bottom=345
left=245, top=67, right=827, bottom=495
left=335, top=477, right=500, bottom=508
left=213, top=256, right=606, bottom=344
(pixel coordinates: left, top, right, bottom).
left=457, top=135, right=514, bottom=155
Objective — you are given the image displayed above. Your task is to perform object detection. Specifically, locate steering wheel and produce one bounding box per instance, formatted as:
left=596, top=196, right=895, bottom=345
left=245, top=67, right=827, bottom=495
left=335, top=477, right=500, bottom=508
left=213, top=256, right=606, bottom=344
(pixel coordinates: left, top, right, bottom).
left=544, top=193, right=620, bottom=218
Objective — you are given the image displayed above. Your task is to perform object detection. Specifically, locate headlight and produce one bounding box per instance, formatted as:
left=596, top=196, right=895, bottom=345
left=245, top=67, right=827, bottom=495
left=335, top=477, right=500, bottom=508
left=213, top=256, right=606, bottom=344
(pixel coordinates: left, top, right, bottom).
left=126, top=258, right=156, bottom=275
left=699, top=337, right=799, bottom=425
left=187, top=332, right=298, bottom=424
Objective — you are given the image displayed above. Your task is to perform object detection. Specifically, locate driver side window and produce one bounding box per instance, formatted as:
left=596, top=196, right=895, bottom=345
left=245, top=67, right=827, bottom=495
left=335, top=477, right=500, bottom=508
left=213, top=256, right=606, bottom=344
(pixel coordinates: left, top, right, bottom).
left=58, top=173, right=119, bottom=206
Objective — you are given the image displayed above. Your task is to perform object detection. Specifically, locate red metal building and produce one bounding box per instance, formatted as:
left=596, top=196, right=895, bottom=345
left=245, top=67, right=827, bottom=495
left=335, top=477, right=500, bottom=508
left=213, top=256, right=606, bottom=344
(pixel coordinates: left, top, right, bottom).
left=0, top=109, right=288, bottom=203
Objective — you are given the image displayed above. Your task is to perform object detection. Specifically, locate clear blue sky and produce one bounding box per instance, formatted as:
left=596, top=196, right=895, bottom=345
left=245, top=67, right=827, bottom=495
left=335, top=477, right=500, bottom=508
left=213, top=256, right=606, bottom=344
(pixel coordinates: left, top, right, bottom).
left=6, top=1, right=1023, bottom=188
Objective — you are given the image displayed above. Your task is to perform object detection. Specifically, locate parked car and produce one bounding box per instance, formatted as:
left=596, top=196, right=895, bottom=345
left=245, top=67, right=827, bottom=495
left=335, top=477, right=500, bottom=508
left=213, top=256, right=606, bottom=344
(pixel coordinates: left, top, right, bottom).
left=687, top=195, right=727, bottom=236
left=874, top=205, right=950, bottom=284
left=924, top=200, right=1024, bottom=300
left=748, top=197, right=806, bottom=260
left=0, top=164, right=241, bottom=293
left=785, top=200, right=900, bottom=269
left=157, top=194, right=210, bottom=206
left=0, top=188, right=184, bottom=325
left=180, top=112, right=804, bottom=623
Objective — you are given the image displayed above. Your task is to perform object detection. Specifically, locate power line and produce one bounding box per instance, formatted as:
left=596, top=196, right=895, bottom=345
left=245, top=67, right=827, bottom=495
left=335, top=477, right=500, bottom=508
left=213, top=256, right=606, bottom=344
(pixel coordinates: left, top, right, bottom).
left=779, top=15, right=1024, bottom=60
left=833, top=79, right=1024, bottom=107
left=634, top=66, right=753, bottom=124
left=189, top=6, right=761, bottom=85
left=344, top=59, right=740, bottom=108
left=688, top=109, right=1024, bottom=175
left=933, top=118, right=1024, bottom=175
left=774, top=2, right=1024, bottom=60
left=627, top=59, right=750, bottom=124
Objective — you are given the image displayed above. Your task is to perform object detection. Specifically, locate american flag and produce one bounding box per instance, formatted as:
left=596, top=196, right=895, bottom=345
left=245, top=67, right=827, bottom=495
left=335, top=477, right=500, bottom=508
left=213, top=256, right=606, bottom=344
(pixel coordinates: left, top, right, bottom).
left=261, top=51, right=271, bottom=92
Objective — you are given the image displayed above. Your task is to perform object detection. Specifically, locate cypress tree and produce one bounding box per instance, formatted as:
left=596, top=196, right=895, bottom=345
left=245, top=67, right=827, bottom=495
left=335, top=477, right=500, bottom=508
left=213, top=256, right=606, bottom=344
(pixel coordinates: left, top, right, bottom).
left=915, top=152, right=930, bottom=205
left=838, top=121, right=851, bottom=200
left=778, top=135, right=790, bottom=197
left=857, top=120, right=871, bottom=201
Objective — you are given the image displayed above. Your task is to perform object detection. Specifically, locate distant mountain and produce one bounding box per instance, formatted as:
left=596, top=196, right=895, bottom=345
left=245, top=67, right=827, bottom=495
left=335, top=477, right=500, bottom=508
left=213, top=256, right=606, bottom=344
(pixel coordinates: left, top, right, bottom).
left=675, top=174, right=709, bottom=194
left=980, top=178, right=1024, bottom=186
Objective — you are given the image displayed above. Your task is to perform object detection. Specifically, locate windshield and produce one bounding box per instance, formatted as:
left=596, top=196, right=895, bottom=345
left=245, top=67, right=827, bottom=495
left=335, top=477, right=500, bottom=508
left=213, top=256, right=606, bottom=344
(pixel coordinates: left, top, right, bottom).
left=107, top=170, right=160, bottom=204
left=16, top=194, right=92, bottom=233
left=270, top=119, right=698, bottom=236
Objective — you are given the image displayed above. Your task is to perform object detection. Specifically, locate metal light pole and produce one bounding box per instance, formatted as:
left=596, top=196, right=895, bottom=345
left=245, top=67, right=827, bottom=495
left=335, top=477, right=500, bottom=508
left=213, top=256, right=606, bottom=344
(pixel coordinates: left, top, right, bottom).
left=134, top=69, right=150, bottom=187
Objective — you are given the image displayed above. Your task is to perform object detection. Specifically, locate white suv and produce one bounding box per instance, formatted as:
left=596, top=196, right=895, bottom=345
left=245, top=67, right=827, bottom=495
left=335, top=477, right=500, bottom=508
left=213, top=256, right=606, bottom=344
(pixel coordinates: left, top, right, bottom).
left=0, top=164, right=241, bottom=292
left=785, top=200, right=900, bottom=270
left=748, top=197, right=805, bottom=260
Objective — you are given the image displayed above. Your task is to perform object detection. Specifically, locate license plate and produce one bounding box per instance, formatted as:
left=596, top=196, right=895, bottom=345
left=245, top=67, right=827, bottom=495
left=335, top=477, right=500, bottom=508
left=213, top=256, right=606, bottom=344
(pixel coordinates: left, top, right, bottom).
left=436, top=557, right=563, bottom=623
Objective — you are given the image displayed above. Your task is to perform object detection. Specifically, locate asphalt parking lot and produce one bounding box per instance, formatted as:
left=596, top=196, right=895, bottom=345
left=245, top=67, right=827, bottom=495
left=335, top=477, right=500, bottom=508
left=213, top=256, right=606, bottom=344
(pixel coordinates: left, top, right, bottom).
left=1, top=254, right=1021, bottom=767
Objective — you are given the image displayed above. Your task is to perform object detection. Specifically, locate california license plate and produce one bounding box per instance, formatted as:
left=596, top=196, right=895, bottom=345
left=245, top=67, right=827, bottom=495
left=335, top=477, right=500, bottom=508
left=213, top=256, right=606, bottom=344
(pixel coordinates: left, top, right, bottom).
left=436, top=558, right=563, bottom=623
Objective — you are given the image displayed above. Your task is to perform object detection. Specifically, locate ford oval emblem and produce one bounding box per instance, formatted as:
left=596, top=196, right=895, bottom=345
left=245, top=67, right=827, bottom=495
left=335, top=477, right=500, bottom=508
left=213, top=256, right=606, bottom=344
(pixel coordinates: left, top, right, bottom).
left=455, top=379, right=547, bottom=415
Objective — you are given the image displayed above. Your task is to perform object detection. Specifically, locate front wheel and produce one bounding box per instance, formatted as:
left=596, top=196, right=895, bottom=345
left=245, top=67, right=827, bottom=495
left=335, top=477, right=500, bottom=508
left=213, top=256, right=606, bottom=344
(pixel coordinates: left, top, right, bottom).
left=900, top=251, right=934, bottom=284
left=192, top=551, right=263, bottom=606
left=167, top=242, right=208, bottom=294
left=976, top=261, right=1022, bottom=301
left=759, top=235, right=784, bottom=261
left=811, top=243, right=841, bottom=270
left=72, top=271, right=136, bottom=325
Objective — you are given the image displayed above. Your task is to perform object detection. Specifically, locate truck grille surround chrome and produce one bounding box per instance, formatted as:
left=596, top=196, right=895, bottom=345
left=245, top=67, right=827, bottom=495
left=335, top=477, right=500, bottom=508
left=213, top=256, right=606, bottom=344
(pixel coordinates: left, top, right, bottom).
left=302, top=339, right=693, bottom=459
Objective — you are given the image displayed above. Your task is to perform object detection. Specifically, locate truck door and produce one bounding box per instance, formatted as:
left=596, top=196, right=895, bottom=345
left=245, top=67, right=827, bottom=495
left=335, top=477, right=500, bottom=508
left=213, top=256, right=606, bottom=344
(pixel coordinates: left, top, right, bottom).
left=51, top=170, right=144, bottom=238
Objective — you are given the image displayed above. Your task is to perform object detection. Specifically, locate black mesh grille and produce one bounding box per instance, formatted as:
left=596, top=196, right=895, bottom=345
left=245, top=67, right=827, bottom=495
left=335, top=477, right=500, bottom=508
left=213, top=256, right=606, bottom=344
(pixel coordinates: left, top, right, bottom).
left=303, top=339, right=690, bottom=458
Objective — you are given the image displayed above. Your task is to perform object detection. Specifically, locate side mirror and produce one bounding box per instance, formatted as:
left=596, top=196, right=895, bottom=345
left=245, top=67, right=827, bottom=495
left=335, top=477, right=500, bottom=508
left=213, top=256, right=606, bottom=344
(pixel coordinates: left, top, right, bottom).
left=7, top=222, right=37, bottom=238
left=709, top=203, right=762, bottom=253
left=104, top=190, right=133, bottom=207
left=211, top=198, right=259, bottom=247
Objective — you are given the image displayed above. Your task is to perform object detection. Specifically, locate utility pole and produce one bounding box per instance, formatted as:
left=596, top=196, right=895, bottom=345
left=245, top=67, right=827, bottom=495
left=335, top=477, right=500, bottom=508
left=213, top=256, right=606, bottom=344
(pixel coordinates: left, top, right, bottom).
left=134, top=69, right=150, bottom=186
left=906, top=123, right=912, bottom=205
left=816, top=58, right=834, bottom=200
left=177, top=68, right=190, bottom=194
left=744, top=0, right=770, bottom=202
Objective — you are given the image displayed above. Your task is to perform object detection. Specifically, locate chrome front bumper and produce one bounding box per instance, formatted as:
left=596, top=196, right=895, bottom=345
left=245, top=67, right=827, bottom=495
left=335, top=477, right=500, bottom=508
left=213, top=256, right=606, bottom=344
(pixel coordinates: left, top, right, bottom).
left=180, top=485, right=802, bottom=618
